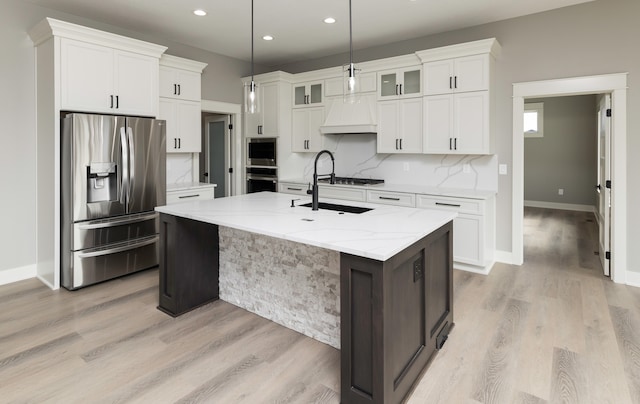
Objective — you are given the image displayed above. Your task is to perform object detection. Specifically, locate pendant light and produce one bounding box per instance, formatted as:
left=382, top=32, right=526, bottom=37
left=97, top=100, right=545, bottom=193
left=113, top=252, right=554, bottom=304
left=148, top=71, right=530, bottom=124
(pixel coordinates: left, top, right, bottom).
left=244, top=0, right=259, bottom=114
left=343, top=0, right=359, bottom=103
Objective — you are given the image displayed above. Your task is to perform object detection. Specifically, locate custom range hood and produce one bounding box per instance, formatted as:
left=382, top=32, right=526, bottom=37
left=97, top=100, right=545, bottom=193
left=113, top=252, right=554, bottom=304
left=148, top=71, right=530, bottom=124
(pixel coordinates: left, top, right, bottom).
left=319, top=95, right=377, bottom=134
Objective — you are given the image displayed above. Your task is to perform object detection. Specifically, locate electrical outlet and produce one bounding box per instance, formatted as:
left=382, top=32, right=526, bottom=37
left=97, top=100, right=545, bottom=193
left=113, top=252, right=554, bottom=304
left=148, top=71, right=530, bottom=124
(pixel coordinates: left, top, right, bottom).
left=403, top=162, right=410, bottom=172
left=463, top=163, right=471, bottom=173
left=558, top=188, right=564, bottom=196
left=499, top=164, right=508, bottom=175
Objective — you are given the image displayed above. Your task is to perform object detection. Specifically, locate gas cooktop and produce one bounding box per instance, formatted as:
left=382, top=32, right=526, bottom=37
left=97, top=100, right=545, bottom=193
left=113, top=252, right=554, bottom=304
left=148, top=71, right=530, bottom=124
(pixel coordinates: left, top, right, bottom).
left=318, top=176, right=385, bottom=186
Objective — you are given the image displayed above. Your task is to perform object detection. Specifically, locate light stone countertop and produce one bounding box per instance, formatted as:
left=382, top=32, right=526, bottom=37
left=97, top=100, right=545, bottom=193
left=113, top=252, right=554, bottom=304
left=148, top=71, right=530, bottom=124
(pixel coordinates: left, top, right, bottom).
left=156, top=191, right=456, bottom=261
left=278, top=178, right=495, bottom=200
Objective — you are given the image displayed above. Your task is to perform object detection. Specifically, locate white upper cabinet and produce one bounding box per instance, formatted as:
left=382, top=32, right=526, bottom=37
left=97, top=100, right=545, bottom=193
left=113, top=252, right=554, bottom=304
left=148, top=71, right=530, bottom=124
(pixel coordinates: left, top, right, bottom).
left=423, top=54, right=490, bottom=95
left=61, top=38, right=159, bottom=116
left=377, top=98, right=423, bottom=154
left=245, top=81, right=280, bottom=137
left=377, top=66, right=421, bottom=100
left=423, top=91, right=489, bottom=154
left=324, top=72, right=377, bottom=97
left=160, top=98, right=202, bottom=153
left=293, top=81, right=323, bottom=107
left=291, top=107, right=325, bottom=152
left=160, top=68, right=201, bottom=101
left=159, top=55, right=207, bottom=154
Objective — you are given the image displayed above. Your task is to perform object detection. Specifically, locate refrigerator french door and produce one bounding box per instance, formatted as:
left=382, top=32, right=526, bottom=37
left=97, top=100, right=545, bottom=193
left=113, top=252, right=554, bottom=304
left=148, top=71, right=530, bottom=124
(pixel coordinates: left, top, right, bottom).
left=61, top=113, right=166, bottom=290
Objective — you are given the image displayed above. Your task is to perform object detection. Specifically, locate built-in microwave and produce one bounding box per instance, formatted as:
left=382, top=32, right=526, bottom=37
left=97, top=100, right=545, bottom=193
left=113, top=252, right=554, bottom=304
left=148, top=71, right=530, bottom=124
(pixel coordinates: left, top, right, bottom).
left=247, top=137, right=276, bottom=166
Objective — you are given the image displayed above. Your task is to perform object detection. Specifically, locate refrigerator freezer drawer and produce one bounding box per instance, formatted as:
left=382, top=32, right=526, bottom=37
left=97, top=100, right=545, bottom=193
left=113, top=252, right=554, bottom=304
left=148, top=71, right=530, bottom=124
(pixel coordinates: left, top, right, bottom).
left=72, top=212, right=159, bottom=251
left=63, top=235, right=159, bottom=290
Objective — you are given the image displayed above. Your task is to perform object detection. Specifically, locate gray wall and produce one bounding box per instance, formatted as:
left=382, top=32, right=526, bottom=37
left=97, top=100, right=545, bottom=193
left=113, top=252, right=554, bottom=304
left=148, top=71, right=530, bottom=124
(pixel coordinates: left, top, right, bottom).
left=0, top=0, right=255, bottom=275
left=524, top=96, right=597, bottom=206
left=278, top=0, right=640, bottom=273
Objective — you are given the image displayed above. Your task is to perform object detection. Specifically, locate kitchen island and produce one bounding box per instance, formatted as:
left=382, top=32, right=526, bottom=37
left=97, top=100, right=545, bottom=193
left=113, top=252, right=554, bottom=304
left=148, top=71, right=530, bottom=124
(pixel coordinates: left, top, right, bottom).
left=155, top=191, right=456, bottom=404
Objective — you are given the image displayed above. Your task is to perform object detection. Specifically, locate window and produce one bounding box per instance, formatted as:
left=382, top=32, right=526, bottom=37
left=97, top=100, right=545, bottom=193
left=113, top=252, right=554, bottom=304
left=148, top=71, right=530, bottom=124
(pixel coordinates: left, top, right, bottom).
left=524, top=102, right=544, bottom=138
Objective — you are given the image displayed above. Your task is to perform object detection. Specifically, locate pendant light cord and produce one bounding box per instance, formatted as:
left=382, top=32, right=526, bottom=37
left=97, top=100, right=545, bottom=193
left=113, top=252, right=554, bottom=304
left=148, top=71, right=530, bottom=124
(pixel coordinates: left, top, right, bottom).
left=349, top=0, right=353, bottom=70
left=251, top=0, right=255, bottom=81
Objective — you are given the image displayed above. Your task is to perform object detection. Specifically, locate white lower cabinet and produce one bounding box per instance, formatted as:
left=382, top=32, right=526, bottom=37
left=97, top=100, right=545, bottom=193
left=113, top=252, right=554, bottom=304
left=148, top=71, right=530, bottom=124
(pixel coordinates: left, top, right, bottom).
left=318, top=185, right=366, bottom=202
left=416, top=194, right=494, bottom=271
left=278, top=182, right=308, bottom=196
left=366, top=190, right=415, bottom=207
left=167, top=185, right=215, bottom=204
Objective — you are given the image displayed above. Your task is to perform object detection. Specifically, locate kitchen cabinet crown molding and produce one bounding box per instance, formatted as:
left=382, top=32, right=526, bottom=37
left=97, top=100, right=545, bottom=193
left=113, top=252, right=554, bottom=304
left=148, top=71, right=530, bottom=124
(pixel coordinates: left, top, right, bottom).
left=242, top=70, right=294, bottom=84
left=28, top=18, right=167, bottom=58
left=416, top=38, right=501, bottom=63
left=160, top=54, right=207, bottom=73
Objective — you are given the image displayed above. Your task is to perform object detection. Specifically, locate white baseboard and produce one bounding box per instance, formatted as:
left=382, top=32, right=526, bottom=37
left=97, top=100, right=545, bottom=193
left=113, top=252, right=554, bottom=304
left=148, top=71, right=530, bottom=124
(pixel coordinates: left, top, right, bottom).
left=0, top=264, right=36, bottom=286
left=494, top=250, right=515, bottom=265
left=454, top=261, right=494, bottom=275
left=626, top=271, right=640, bottom=288
left=524, top=200, right=596, bottom=213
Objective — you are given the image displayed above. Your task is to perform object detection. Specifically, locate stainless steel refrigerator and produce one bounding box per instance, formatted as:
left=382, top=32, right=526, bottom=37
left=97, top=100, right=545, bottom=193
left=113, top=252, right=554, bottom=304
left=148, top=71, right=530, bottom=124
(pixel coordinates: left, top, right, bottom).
left=61, top=113, right=166, bottom=290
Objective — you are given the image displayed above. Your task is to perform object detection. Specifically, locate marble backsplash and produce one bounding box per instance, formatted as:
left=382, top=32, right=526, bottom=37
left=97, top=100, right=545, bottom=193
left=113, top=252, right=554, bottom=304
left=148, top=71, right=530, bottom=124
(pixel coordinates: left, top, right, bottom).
left=279, top=133, right=498, bottom=191
left=166, top=153, right=194, bottom=185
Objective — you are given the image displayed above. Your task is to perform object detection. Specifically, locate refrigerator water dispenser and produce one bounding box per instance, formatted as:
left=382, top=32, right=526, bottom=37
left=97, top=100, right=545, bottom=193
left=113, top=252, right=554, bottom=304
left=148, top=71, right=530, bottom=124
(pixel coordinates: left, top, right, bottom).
left=87, top=162, right=117, bottom=203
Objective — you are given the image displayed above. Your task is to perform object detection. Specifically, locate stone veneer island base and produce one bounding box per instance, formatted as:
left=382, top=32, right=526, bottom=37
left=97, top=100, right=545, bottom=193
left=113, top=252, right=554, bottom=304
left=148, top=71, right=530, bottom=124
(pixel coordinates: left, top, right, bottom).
left=155, top=192, right=455, bottom=404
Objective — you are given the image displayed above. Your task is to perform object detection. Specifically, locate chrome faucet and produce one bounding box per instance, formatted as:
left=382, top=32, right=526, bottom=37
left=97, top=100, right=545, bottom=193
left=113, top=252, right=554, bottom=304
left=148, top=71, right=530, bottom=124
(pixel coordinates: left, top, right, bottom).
left=307, top=150, right=335, bottom=210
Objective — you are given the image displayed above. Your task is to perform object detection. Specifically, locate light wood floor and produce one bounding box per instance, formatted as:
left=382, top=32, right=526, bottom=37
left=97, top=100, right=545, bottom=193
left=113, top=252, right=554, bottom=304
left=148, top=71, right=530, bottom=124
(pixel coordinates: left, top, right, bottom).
left=1, top=207, right=639, bottom=403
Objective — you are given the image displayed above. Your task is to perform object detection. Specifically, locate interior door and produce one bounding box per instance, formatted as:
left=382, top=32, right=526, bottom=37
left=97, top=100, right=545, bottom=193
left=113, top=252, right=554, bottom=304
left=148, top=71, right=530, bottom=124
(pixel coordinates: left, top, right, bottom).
left=596, top=94, right=611, bottom=276
left=205, top=115, right=230, bottom=198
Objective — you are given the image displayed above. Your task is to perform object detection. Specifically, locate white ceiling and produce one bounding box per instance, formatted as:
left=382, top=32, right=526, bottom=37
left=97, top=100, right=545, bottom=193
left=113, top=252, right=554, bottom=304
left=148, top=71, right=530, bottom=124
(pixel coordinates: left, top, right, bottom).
left=27, top=0, right=596, bottom=67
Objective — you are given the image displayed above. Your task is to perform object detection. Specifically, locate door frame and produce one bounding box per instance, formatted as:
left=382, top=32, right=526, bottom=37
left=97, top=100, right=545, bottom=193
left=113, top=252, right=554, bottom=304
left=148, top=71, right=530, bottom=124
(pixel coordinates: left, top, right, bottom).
left=512, top=73, right=627, bottom=283
left=203, top=114, right=230, bottom=197
left=200, top=100, right=242, bottom=196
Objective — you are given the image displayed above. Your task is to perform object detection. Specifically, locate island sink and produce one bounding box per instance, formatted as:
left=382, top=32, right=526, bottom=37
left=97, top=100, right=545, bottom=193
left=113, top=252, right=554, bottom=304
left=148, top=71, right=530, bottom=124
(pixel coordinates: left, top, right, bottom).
left=299, top=201, right=372, bottom=214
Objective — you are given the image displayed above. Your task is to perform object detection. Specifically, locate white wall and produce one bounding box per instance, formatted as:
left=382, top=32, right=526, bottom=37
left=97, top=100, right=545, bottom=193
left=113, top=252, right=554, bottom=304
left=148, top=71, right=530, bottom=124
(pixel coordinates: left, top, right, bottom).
left=277, top=0, right=640, bottom=275
left=524, top=96, right=597, bottom=206
left=0, top=0, right=254, bottom=281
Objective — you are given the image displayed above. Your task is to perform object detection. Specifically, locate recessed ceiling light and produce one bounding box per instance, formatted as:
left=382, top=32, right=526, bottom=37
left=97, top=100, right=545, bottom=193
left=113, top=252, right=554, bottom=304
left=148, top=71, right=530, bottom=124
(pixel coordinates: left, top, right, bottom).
left=193, top=9, right=207, bottom=16
left=263, top=35, right=274, bottom=41
left=324, top=17, right=336, bottom=24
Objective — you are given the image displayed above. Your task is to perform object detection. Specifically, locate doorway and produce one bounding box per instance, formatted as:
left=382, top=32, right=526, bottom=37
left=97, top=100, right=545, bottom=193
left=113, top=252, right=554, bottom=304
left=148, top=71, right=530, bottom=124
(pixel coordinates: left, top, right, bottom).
left=512, top=73, right=627, bottom=283
left=202, top=114, right=230, bottom=198
left=199, top=100, right=242, bottom=197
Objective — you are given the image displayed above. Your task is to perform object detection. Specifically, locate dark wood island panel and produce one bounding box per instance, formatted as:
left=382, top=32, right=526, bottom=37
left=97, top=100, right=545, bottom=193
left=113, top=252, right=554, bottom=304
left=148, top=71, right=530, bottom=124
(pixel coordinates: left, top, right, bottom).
left=158, top=213, right=219, bottom=317
left=340, top=222, right=453, bottom=404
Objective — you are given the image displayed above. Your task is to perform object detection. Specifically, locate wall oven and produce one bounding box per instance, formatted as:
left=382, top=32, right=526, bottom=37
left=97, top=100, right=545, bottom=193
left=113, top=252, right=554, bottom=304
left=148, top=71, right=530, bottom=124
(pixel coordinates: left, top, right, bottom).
left=246, top=167, right=278, bottom=193
left=247, top=137, right=277, bottom=167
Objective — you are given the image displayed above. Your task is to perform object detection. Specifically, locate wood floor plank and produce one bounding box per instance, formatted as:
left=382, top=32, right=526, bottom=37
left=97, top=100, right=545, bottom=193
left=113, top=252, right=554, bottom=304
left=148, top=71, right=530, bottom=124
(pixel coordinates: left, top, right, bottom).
left=1, top=207, right=638, bottom=404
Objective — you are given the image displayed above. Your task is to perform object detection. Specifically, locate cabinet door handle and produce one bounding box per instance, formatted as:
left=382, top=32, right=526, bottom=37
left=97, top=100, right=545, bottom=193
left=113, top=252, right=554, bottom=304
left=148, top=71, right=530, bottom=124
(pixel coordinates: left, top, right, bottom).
left=178, top=194, right=200, bottom=199
left=178, top=138, right=181, bottom=149
left=399, top=84, right=403, bottom=95
left=454, top=76, right=457, bottom=89
left=287, top=187, right=302, bottom=191
left=395, top=84, right=399, bottom=95
left=449, top=138, right=452, bottom=150
left=174, top=138, right=177, bottom=149
left=449, top=77, right=452, bottom=89
left=174, top=84, right=177, bottom=95
left=379, top=196, right=401, bottom=201
left=454, top=138, right=457, bottom=150
left=116, top=95, right=119, bottom=109
left=436, top=202, right=461, bottom=207
left=258, top=125, right=263, bottom=135
left=395, top=139, right=399, bottom=150
left=177, top=84, right=181, bottom=95
left=399, top=138, right=403, bottom=150
left=110, top=95, right=114, bottom=108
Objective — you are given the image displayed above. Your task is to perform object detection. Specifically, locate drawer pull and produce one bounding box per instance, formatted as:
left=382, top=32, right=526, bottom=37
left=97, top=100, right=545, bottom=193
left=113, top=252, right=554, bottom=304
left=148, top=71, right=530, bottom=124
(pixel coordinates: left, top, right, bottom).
left=287, top=187, right=303, bottom=191
left=178, top=194, right=200, bottom=199
left=436, top=202, right=461, bottom=207
left=379, top=196, right=401, bottom=201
